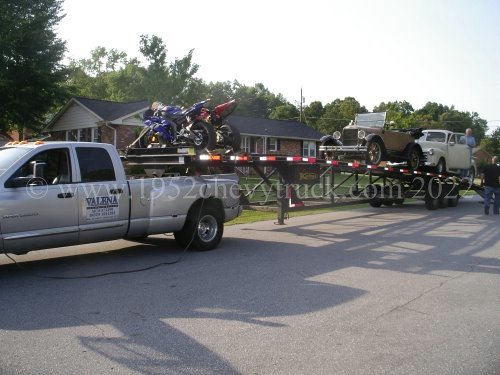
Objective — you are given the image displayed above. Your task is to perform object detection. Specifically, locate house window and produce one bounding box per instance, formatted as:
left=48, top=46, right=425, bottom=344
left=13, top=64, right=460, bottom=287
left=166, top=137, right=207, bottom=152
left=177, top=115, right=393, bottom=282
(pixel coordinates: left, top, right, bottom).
left=302, top=141, right=317, bottom=157
left=241, top=136, right=250, bottom=153
left=79, top=128, right=92, bottom=142
left=254, top=138, right=261, bottom=154
left=268, top=137, right=278, bottom=152
left=65, top=128, right=100, bottom=143
left=92, top=127, right=101, bottom=143
left=66, top=129, right=78, bottom=141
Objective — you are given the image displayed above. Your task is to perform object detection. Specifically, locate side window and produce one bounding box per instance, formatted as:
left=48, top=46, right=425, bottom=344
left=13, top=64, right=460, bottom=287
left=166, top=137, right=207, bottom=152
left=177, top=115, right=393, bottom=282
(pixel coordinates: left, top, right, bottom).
left=76, top=147, right=116, bottom=182
left=5, top=148, right=71, bottom=187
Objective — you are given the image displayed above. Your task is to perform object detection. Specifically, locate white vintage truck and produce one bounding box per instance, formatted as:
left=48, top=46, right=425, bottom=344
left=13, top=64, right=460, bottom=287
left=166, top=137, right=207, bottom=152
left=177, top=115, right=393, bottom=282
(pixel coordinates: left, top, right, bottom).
left=417, top=130, right=477, bottom=178
left=0, top=141, right=241, bottom=255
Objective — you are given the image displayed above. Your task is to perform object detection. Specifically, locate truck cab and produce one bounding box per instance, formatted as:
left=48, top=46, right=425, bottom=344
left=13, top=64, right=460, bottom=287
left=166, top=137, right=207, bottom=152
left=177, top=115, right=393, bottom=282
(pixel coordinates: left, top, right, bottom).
left=0, top=142, right=241, bottom=255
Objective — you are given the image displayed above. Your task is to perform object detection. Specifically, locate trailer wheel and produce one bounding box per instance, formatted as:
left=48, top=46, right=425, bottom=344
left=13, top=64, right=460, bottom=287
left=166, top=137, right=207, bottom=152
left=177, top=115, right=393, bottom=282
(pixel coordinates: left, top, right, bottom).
left=425, top=179, right=442, bottom=210
left=369, top=201, right=383, bottom=208
left=447, top=195, right=460, bottom=207
left=382, top=201, right=394, bottom=206
left=446, top=186, right=460, bottom=207
left=174, top=202, right=223, bottom=251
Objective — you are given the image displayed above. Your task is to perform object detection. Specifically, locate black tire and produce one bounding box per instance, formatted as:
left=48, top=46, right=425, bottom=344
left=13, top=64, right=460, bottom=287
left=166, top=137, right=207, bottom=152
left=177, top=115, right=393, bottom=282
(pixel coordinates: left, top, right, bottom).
left=369, top=200, right=383, bottom=208
left=366, top=139, right=384, bottom=165
left=424, top=180, right=441, bottom=210
left=174, top=203, right=223, bottom=251
left=435, top=158, right=446, bottom=174
left=407, top=144, right=421, bottom=170
left=320, top=140, right=336, bottom=160
left=447, top=195, right=460, bottom=207
left=382, top=201, right=394, bottom=206
left=191, top=121, right=216, bottom=150
left=394, top=198, right=405, bottom=205
left=425, top=196, right=439, bottom=210
left=138, top=132, right=152, bottom=148
left=218, top=122, right=241, bottom=152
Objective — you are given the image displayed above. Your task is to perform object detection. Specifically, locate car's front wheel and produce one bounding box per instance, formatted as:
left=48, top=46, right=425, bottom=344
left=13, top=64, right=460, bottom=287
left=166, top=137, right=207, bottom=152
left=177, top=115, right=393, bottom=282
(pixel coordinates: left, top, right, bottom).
left=435, top=158, right=446, bottom=174
left=366, top=140, right=384, bottom=165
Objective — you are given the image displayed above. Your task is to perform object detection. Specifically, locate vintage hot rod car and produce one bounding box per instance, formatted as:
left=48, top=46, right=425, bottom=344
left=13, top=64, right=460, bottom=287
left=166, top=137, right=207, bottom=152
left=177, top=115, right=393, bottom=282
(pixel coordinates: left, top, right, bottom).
left=319, top=112, right=424, bottom=169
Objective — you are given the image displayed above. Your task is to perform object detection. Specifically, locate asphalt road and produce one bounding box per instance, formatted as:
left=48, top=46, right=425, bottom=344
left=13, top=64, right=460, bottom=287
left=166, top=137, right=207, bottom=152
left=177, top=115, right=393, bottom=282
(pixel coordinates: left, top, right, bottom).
left=0, top=196, right=499, bottom=375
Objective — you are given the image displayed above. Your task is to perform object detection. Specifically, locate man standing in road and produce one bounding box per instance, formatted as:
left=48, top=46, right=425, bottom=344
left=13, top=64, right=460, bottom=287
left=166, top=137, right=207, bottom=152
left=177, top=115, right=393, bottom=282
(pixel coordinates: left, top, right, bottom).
left=481, top=156, right=500, bottom=215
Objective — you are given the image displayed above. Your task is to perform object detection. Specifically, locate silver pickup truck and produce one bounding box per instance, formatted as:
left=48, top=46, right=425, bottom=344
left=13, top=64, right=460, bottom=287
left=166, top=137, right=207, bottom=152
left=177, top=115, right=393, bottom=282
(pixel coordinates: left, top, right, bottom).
left=0, top=141, right=241, bottom=254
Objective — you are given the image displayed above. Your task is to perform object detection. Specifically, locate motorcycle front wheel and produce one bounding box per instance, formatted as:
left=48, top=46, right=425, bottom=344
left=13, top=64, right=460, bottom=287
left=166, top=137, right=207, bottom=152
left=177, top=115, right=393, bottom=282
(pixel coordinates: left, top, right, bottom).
left=191, top=121, right=216, bottom=150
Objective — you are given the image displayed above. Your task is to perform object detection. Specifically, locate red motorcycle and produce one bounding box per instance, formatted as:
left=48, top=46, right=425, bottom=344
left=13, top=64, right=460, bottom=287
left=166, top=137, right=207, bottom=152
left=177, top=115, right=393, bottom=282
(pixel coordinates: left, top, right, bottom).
left=198, top=99, right=240, bottom=152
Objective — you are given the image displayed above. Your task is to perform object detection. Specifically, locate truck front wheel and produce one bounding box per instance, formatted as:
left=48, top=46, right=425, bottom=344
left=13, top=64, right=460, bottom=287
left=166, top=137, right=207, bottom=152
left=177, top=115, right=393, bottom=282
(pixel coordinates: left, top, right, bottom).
left=174, top=203, right=224, bottom=251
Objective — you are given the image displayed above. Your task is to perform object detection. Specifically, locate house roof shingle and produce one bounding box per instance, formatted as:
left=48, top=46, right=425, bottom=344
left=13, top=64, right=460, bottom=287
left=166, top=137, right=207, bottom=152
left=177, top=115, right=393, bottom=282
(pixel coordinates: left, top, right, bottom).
left=227, top=115, right=323, bottom=141
left=74, top=97, right=149, bottom=121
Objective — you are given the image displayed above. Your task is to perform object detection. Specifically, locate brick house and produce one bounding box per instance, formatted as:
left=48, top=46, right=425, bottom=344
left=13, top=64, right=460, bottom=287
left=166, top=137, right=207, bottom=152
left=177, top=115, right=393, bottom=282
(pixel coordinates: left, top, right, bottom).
left=46, top=97, right=149, bottom=149
left=227, top=115, right=323, bottom=158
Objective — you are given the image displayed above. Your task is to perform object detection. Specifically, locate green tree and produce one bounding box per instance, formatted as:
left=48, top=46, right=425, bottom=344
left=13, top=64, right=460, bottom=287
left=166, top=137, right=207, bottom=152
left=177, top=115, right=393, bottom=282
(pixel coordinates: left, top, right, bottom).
left=232, top=82, right=288, bottom=118
left=65, top=35, right=200, bottom=106
left=269, top=103, right=299, bottom=120
left=317, top=97, right=367, bottom=134
left=0, top=0, right=67, bottom=137
left=303, top=101, right=324, bottom=129
left=479, top=128, right=500, bottom=156
left=373, top=100, right=414, bottom=128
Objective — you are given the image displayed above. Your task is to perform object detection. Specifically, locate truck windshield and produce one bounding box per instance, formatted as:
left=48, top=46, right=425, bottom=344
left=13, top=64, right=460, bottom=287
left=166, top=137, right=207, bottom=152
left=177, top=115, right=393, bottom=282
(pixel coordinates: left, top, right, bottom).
left=0, top=147, right=31, bottom=177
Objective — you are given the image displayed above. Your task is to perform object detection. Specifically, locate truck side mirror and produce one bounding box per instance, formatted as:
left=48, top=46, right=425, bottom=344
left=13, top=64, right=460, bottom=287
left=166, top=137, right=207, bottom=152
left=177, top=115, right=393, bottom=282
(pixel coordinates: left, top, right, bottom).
left=31, top=161, right=47, bottom=178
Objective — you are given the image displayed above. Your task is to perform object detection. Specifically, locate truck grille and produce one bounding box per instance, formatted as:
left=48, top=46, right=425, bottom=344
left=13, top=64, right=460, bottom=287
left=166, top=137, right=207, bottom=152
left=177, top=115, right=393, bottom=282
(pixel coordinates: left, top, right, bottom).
left=342, top=129, right=359, bottom=146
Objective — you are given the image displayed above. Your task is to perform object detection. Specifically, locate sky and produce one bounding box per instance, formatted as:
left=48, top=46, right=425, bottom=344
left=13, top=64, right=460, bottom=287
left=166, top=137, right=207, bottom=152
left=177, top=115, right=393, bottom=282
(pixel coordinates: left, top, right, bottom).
left=57, top=0, right=500, bottom=133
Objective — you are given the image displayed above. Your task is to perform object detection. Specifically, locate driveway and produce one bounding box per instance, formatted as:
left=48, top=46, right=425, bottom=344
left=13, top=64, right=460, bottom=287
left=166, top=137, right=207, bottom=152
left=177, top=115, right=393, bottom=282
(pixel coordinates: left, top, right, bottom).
left=0, top=196, right=499, bottom=374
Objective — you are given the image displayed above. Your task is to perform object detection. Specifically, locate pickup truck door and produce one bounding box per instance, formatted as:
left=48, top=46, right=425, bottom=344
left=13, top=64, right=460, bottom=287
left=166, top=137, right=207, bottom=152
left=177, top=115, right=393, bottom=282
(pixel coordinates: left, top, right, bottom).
left=447, top=133, right=469, bottom=169
left=75, top=146, right=128, bottom=244
left=0, top=147, right=78, bottom=253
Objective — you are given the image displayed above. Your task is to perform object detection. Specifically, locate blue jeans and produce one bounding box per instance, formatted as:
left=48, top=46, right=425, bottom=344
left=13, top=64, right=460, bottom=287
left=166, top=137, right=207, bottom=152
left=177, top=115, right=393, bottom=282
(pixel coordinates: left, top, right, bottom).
left=484, top=186, right=500, bottom=214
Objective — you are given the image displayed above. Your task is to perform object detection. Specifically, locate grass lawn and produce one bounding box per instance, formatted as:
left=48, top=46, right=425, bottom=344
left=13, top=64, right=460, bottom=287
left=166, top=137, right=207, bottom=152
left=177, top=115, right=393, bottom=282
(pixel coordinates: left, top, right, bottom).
left=226, top=204, right=369, bottom=226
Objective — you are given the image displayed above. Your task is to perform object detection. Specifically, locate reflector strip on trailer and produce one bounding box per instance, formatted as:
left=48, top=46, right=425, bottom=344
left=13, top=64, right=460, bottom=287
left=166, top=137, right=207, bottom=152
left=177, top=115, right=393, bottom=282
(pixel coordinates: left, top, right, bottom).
left=399, top=169, right=409, bottom=173
left=367, top=165, right=377, bottom=169
left=414, top=171, right=423, bottom=175
left=384, top=167, right=394, bottom=171
left=199, top=154, right=221, bottom=161
left=287, top=156, right=302, bottom=162
left=348, top=163, right=360, bottom=168
left=259, top=156, right=276, bottom=161
left=326, top=160, right=339, bottom=165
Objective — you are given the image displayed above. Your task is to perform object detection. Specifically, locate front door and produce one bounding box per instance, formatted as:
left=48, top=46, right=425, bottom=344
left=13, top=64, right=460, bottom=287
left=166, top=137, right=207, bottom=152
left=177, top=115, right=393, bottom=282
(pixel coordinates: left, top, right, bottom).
left=0, top=148, right=78, bottom=253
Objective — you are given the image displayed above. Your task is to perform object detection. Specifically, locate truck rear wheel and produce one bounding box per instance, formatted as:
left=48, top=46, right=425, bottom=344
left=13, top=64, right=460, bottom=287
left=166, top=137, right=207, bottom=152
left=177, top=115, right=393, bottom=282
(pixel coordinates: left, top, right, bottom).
left=174, top=202, right=223, bottom=251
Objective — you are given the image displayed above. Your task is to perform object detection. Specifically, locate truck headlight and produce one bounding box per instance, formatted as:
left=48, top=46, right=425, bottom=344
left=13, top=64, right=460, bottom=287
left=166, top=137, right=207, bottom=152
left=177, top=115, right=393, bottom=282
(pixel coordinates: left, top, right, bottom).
left=427, top=148, right=434, bottom=155
left=358, top=130, right=366, bottom=139
left=333, top=131, right=341, bottom=140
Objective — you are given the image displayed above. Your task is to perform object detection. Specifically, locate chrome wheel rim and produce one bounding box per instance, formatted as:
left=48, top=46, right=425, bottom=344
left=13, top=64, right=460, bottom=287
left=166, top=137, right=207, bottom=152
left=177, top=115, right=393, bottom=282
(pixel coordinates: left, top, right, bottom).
left=197, top=215, right=218, bottom=242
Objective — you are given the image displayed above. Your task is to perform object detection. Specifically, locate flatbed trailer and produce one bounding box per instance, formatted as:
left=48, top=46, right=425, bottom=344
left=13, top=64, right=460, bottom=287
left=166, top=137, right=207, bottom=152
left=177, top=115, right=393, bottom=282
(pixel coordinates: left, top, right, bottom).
left=121, top=147, right=484, bottom=224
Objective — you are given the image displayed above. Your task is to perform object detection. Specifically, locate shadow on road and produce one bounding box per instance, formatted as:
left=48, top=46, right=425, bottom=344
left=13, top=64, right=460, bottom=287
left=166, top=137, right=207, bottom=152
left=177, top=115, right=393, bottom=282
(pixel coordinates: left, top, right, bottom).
left=0, top=199, right=498, bottom=374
